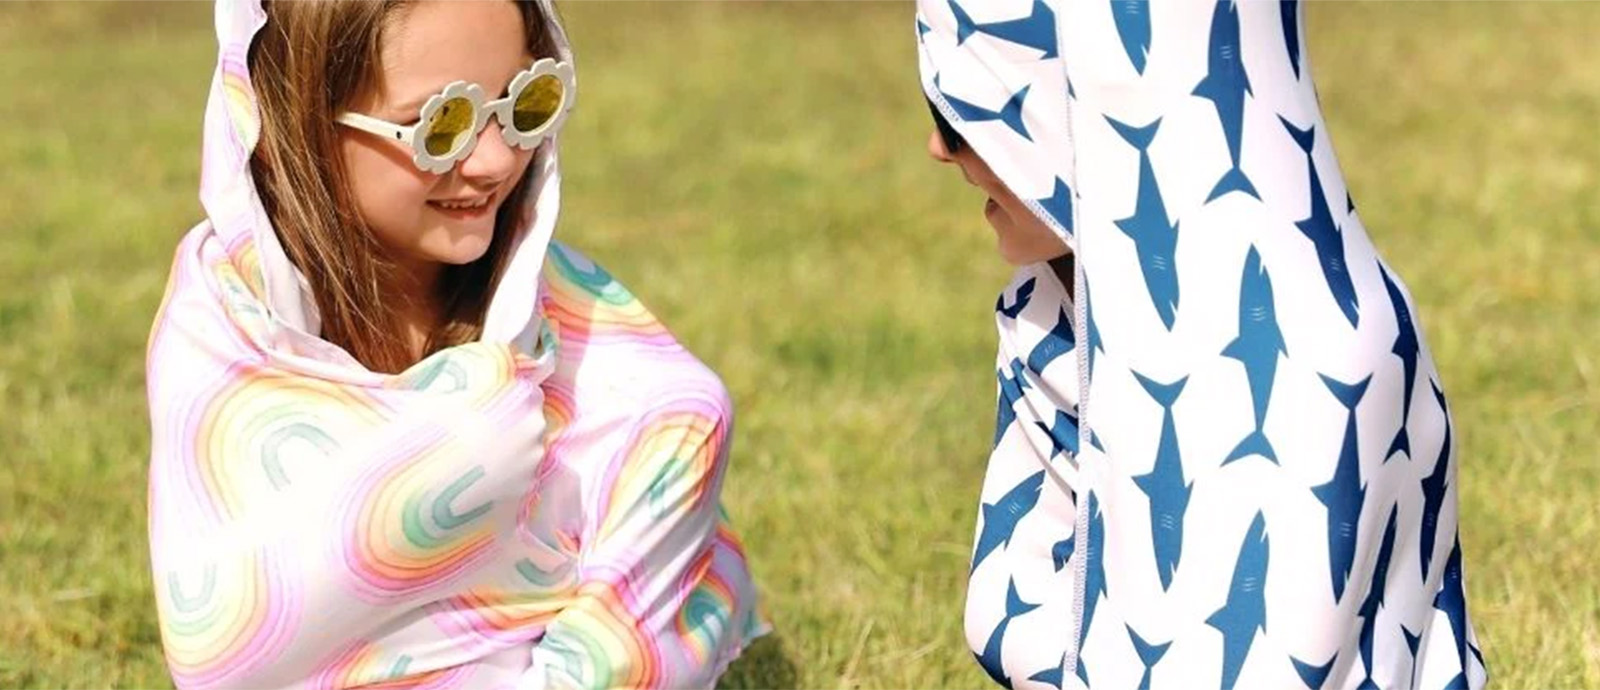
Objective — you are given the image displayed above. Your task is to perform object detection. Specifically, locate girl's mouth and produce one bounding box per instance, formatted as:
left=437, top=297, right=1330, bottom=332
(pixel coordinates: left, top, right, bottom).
left=428, top=192, right=496, bottom=220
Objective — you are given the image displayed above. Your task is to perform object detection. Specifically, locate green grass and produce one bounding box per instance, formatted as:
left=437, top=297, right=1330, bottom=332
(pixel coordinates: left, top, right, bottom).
left=1, top=2, right=1596, bottom=688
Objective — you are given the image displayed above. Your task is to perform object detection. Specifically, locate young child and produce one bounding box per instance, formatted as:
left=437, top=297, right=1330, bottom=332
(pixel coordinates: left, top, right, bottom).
left=145, top=1, right=764, bottom=687
left=917, top=1, right=1485, bottom=687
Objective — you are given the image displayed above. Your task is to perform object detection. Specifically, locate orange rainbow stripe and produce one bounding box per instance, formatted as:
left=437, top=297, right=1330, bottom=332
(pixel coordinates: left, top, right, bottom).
left=158, top=546, right=299, bottom=690
left=337, top=431, right=500, bottom=602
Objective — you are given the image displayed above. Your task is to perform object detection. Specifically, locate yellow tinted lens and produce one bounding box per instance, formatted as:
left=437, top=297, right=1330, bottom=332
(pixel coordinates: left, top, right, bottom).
left=513, top=74, right=563, bottom=133
left=423, top=96, right=475, bottom=156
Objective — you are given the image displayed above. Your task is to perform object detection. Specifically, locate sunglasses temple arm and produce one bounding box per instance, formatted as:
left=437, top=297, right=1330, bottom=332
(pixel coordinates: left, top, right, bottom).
left=335, top=112, right=414, bottom=144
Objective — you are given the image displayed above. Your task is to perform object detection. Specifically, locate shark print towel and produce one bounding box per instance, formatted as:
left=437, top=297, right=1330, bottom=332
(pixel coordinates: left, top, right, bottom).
left=918, top=1, right=1487, bottom=688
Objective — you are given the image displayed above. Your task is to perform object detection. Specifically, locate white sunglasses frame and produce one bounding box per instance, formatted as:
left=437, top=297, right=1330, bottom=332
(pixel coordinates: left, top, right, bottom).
left=335, top=58, right=576, bottom=175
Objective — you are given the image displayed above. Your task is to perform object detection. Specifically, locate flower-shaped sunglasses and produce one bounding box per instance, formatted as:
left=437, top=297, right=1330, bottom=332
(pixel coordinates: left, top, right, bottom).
left=336, top=58, right=576, bottom=174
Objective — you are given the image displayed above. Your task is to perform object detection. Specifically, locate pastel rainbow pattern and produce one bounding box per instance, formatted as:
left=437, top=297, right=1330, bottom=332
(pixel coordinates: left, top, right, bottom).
left=594, top=402, right=725, bottom=542
left=155, top=1, right=761, bottom=687
left=337, top=431, right=500, bottom=603
left=673, top=548, right=734, bottom=667
left=156, top=546, right=300, bottom=690
left=540, top=243, right=678, bottom=356
left=428, top=586, right=569, bottom=652
left=189, top=364, right=385, bottom=522
left=311, top=641, right=474, bottom=690
left=151, top=235, right=763, bottom=687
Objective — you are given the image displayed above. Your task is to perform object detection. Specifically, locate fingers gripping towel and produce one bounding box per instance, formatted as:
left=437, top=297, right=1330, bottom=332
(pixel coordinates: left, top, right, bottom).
left=146, top=2, right=764, bottom=688
left=918, top=1, right=1486, bottom=688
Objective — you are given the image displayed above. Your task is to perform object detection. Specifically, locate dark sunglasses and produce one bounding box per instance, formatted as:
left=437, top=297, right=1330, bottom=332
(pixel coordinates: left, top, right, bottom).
left=926, top=98, right=966, bottom=154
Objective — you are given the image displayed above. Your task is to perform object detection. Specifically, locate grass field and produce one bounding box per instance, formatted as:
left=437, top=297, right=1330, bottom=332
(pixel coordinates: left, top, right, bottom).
left=1, top=2, right=1597, bottom=688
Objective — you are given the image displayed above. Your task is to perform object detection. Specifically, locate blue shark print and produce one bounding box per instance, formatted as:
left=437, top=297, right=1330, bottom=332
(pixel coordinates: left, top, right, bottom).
left=1075, top=492, right=1107, bottom=686
left=948, top=0, right=979, bottom=43
left=943, top=85, right=1034, bottom=141
left=1435, top=535, right=1476, bottom=689
left=1419, top=379, right=1452, bottom=581
left=917, top=1, right=1485, bottom=685
left=1110, top=0, right=1151, bottom=74
left=1356, top=505, right=1400, bottom=690
left=918, top=16, right=933, bottom=40
left=1280, top=0, right=1302, bottom=79
left=1380, top=264, right=1420, bottom=462
left=1034, top=409, right=1080, bottom=459
left=1131, top=372, right=1191, bottom=590
left=1027, top=306, right=1076, bottom=375
left=1028, top=653, right=1067, bottom=689
left=1282, top=117, right=1360, bottom=327
left=997, top=277, right=1037, bottom=319
left=1311, top=373, right=1371, bottom=603
left=1222, top=246, right=1286, bottom=466
left=976, top=578, right=1042, bottom=688
left=1193, top=0, right=1260, bottom=202
left=994, top=359, right=1030, bottom=447
left=1127, top=625, right=1172, bottom=690
left=1051, top=535, right=1074, bottom=572
left=1035, top=177, right=1075, bottom=234
left=1109, top=117, right=1182, bottom=330
left=1402, top=624, right=1423, bottom=689
left=950, top=0, right=1058, bottom=58
left=1206, top=511, right=1270, bottom=689
left=1291, top=654, right=1337, bottom=689
left=972, top=470, right=1046, bottom=572
left=1085, top=278, right=1105, bottom=375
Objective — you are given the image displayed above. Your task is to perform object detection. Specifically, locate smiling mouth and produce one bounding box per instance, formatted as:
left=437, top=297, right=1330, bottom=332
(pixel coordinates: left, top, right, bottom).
left=428, top=192, right=496, bottom=219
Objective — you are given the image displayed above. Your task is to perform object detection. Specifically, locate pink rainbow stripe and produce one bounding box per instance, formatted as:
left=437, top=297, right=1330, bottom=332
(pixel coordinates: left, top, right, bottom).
left=428, top=586, right=566, bottom=653
left=158, top=544, right=300, bottom=690
left=312, top=640, right=473, bottom=690
left=337, top=429, right=500, bottom=602
left=190, top=362, right=384, bottom=523
left=593, top=400, right=727, bottom=544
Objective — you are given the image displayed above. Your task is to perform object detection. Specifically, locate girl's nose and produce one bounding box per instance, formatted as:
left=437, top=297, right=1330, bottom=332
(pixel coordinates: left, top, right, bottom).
left=456, top=120, right=519, bottom=183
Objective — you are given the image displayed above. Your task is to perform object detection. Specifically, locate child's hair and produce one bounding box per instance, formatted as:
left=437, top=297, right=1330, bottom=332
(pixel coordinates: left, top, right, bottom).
left=247, top=0, right=559, bottom=373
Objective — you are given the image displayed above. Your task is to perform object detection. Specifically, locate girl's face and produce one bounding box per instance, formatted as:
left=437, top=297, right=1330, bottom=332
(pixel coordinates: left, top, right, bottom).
left=339, top=0, right=537, bottom=286
left=927, top=130, right=1070, bottom=266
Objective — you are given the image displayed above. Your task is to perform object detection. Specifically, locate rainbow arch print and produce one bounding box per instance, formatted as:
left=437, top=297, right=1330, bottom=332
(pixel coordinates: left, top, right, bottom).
left=537, top=380, right=576, bottom=453
left=157, top=545, right=300, bottom=690
left=224, top=237, right=266, bottom=304
left=311, top=640, right=475, bottom=690
left=540, top=243, right=677, bottom=353
left=594, top=399, right=728, bottom=542
left=513, top=482, right=582, bottom=588
left=390, top=344, right=528, bottom=401
left=671, top=548, right=737, bottom=668
left=209, top=253, right=273, bottom=347
left=427, top=585, right=570, bottom=653
left=336, top=429, right=503, bottom=603
left=187, top=363, right=388, bottom=524
left=219, top=48, right=259, bottom=150
left=533, top=585, right=662, bottom=689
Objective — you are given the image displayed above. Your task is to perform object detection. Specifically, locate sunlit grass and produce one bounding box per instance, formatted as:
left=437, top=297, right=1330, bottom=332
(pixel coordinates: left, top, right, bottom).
left=1, top=2, right=1595, bottom=688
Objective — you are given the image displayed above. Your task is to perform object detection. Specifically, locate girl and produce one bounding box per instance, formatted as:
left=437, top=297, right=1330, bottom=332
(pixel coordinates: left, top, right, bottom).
left=145, top=1, right=764, bottom=688
left=916, top=1, right=1485, bottom=688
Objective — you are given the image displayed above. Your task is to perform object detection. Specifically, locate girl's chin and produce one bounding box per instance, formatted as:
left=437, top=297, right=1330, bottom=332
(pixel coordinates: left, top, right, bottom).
left=436, top=243, right=493, bottom=266
left=413, top=234, right=494, bottom=266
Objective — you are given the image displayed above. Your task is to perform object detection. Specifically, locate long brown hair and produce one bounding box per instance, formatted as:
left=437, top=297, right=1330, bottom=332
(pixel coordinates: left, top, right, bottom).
left=248, top=1, right=557, bottom=374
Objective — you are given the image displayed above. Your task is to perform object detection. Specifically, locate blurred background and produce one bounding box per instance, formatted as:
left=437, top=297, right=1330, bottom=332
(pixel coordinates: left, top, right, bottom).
left=1, top=2, right=1596, bottom=688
